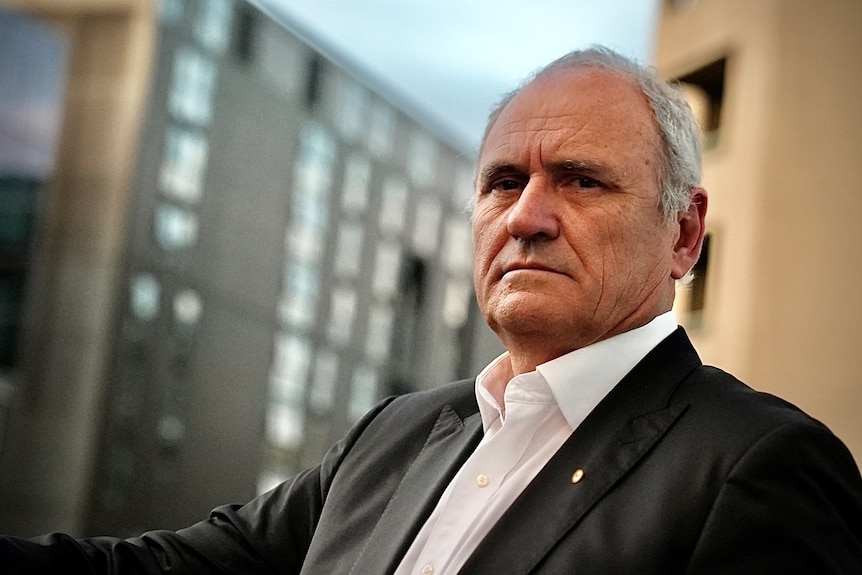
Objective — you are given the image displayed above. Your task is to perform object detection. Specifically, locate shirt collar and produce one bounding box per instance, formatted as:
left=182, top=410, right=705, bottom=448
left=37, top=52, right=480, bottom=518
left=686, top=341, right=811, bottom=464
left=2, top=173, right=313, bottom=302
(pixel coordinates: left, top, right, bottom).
left=474, top=312, right=678, bottom=432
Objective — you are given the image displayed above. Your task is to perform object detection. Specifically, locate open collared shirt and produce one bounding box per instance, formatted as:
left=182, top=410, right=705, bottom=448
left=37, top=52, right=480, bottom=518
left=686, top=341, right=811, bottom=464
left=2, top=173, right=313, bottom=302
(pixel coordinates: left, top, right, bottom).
left=394, top=312, right=678, bottom=575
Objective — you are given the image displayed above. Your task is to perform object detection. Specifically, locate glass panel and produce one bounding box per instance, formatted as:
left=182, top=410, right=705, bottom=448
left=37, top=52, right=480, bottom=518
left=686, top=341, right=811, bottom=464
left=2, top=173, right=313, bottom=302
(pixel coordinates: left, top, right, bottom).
left=341, top=152, right=372, bottom=214
left=365, top=303, right=393, bottom=363
left=443, top=218, right=472, bottom=274
left=269, top=332, right=311, bottom=404
left=333, top=221, right=364, bottom=278
left=169, top=47, right=217, bottom=125
left=173, top=288, right=203, bottom=325
left=442, top=278, right=472, bottom=329
left=327, top=287, right=356, bottom=347
left=372, top=242, right=401, bottom=299
left=336, top=75, right=367, bottom=141
left=452, top=164, right=475, bottom=210
left=291, top=193, right=328, bottom=232
left=159, top=127, right=208, bottom=204
left=195, top=0, right=234, bottom=54
left=159, top=0, right=185, bottom=23
left=130, top=273, right=160, bottom=321
left=265, top=403, right=304, bottom=449
left=367, top=100, right=395, bottom=157
left=278, top=260, right=319, bottom=329
left=406, top=130, right=438, bottom=187
left=285, top=223, right=324, bottom=264
left=308, top=348, right=338, bottom=413
left=258, top=18, right=304, bottom=95
left=348, top=365, right=378, bottom=420
left=379, top=175, right=408, bottom=235
left=294, top=122, right=336, bottom=197
left=257, top=467, right=291, bottom=496
left=412, top=198, right=442, bottom=257
left=154, top=203, right=199, bottom=251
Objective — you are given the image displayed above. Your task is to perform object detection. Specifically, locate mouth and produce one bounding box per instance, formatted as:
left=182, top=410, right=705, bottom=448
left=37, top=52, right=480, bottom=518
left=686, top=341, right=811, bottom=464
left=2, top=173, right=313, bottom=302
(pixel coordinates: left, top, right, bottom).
left=502, top=262, right=565, bottom=277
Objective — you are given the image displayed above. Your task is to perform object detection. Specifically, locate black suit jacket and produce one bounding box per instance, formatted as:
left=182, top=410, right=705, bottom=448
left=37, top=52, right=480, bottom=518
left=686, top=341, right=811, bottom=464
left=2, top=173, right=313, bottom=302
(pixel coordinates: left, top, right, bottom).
left=5, top=328, right=862, bottom=573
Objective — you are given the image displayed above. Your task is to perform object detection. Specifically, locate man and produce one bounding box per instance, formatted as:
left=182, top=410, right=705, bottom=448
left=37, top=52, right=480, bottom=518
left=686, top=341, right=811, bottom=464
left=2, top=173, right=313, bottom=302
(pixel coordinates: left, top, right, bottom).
left=4, top=47, right=862, bottom=574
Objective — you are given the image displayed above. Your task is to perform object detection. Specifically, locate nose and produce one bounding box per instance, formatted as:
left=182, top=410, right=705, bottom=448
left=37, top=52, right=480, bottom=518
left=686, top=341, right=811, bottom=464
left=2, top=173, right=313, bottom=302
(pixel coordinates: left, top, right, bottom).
left=506, top=179, right=560, bottom=242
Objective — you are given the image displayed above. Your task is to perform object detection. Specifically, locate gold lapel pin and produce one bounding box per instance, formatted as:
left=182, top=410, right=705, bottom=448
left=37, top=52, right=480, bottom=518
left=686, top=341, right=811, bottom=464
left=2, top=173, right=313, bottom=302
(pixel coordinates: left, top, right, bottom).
left=571, top=468, right=585, bottom=484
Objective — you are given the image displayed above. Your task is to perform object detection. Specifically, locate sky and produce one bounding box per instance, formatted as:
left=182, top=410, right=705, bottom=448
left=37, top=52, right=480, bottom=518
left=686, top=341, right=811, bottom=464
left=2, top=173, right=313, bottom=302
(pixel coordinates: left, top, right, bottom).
left=251, top=0, right=661, bottom=151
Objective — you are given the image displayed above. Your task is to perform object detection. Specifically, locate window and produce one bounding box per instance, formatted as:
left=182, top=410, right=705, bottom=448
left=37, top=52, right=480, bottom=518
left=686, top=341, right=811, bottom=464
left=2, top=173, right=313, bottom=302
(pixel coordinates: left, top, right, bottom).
left=372, top=243, right=402, bottom=298
left=159, top=0, right=185, bottom=23
left=443, top=218, right=472, bottom=274
left=334, top=221, right=364, bottom=278
left=159, top=128, right=208, bottom=204
left=293, top=123, right=336, bottom=199
left=153, top=203, right=199, bottom=251
left=173, top=288, right=202, bottom=326
left=348, top=365, right=378, bottom=421
left=675, top=232, right=712, bottom=330
left=452, top=164, right=475, bottom=211
left=378, top=175, right=408, bottom=235
left=412, top=198, right=442, bottom=257
left=308, top=348, right=339, bottom=413
left=327, top=287, right=357, bottom=347
left=367, top=101, right=395, bottom=157
left=676, top=58, right=727, bottom=150
left=269, top=332, right=312, bottom=404
left=265, top=403, right=305, bottom=449
left=304, top=54, right=323, bottom=109
left=130, top=273, right=161, bottom=322
left=341, top=153, right=372, bottom=214
left=257, top=19, right=304, bottom=94
left=336, top=77, right=367, bottom=141
left=278, top=261, right=319, bottom=329
left=406, top=130, right=438, bottom=186
left=195, top=0, right=234, bottom=54
left=169, top=47, right=218, bottom=125
left=442, top=278, right=472, bottom=329
left=365, top=304, right=393, bottom=363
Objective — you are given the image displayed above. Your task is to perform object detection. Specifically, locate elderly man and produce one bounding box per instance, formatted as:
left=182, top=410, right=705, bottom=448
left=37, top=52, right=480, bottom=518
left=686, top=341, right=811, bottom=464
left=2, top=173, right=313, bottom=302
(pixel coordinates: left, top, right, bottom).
left=4, top=47, right=862, bottom=574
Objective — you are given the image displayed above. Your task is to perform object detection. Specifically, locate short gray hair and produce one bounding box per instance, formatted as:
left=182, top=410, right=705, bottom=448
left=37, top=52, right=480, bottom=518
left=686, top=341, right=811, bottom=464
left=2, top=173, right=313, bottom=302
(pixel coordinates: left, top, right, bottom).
left=480, top=46, right=702, bottom=220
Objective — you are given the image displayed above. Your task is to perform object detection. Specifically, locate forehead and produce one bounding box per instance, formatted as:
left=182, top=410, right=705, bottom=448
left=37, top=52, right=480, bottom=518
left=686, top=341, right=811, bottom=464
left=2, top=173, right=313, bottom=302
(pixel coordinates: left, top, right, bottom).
left=481, top=67, right=661, bottom=170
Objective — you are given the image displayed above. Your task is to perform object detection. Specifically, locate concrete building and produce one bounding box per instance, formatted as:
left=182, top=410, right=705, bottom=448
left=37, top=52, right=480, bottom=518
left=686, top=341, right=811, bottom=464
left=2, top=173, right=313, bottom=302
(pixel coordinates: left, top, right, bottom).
left=658, top=0, right=862, bottom=462
left=0, top=0, right=480, bottom=536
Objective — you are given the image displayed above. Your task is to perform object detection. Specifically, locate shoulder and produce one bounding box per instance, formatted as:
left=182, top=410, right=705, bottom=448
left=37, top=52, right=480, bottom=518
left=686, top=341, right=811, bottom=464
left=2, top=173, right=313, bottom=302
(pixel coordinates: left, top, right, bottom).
left=358, top=378, right=479, bottom=436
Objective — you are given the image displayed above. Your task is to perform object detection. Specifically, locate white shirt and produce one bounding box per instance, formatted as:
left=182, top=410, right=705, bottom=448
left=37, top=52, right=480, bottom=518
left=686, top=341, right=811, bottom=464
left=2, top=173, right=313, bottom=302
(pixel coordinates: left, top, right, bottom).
left=394, top=312, right=678, bottom=575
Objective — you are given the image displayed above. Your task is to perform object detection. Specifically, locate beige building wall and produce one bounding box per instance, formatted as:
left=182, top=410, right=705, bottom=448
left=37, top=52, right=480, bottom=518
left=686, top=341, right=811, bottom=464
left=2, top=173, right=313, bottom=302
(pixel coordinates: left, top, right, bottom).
left=658, top=0, right=862, bottom=463
left=0, top=0, right=155, bottom=534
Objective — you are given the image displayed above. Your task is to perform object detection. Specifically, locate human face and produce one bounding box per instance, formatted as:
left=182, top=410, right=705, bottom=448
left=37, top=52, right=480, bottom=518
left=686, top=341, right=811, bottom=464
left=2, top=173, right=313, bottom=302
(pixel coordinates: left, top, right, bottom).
left=473, top=68, right=687, bottom=373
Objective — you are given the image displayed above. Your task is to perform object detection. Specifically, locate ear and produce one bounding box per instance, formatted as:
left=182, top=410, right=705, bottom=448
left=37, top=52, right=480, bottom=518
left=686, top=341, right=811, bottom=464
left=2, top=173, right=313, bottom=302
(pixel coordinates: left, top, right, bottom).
left=670, top=187, right=708, bottom=280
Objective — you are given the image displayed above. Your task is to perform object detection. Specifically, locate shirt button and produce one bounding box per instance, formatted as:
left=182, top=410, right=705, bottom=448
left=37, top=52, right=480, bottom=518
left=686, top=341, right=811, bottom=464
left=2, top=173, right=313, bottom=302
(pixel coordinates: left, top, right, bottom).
left=476, top=473, right=490, bottom=487
left=421, top=565, right=434, bottom=575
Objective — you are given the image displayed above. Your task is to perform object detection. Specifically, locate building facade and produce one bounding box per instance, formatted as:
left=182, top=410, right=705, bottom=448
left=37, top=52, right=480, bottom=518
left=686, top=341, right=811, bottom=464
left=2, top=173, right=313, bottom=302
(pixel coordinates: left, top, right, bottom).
left=0, top=0, right=483, bottom=536
left=660, top=0, right=862, bottom=462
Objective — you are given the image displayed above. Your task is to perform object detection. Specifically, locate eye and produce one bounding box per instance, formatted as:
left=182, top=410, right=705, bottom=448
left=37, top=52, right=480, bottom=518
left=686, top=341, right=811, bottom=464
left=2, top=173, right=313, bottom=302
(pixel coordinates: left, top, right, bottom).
left=488, top=178, right=524, bottom=194
left=574, top=176, right=601, bottom=189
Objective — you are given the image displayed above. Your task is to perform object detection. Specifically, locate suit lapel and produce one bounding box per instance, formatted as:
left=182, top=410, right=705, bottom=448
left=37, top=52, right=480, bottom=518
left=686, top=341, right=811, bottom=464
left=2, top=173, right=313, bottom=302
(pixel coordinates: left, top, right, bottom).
left=349, top=404, right=483, bottom=574
left=461, top=328, right=701, bottom=574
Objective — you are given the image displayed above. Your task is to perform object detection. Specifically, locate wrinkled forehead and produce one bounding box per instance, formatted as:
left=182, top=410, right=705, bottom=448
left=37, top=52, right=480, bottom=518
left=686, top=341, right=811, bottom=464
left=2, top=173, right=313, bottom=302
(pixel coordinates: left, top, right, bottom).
left=481, top=67, right=662, bottom=166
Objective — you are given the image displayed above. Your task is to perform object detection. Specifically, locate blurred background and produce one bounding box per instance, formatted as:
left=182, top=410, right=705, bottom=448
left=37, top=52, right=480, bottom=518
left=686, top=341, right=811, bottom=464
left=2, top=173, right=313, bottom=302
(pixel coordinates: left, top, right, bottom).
left=0, top=0, right=860, bottom=539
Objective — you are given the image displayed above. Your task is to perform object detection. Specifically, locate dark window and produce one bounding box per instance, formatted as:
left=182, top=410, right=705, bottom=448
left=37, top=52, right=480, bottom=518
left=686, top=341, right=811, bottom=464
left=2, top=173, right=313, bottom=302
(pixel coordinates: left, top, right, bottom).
left=232, top=4, right=257, bottom=65
left=687, top=233, right=711, bottom=329
left=677, top=58, right=727, bottom=150
left=0, top=176, right=41, bottom=367
left=305, top=54, right=323, bottom=109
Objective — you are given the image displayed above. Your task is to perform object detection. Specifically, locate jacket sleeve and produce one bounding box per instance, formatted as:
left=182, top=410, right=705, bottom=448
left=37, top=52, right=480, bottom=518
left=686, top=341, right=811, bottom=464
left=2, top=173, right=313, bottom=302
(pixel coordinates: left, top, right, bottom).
left=0, top=397, right=397, bottom=574
left=684, top=420, right=862, bottom=574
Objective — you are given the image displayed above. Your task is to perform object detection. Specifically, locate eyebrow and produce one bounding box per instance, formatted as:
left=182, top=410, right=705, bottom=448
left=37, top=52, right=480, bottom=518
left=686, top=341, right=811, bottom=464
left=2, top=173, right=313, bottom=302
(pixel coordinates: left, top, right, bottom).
left=478, top=159, right=613, bottom=183
left=548, top=159, right=610, bottom=177
left=478, top=162, right=521, bottom=185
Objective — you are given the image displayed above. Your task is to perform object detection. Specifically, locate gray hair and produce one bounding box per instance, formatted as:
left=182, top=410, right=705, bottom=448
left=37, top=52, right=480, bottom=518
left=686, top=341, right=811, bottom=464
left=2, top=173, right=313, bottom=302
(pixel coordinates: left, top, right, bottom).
left=480, top=46, right=702, bottom=220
